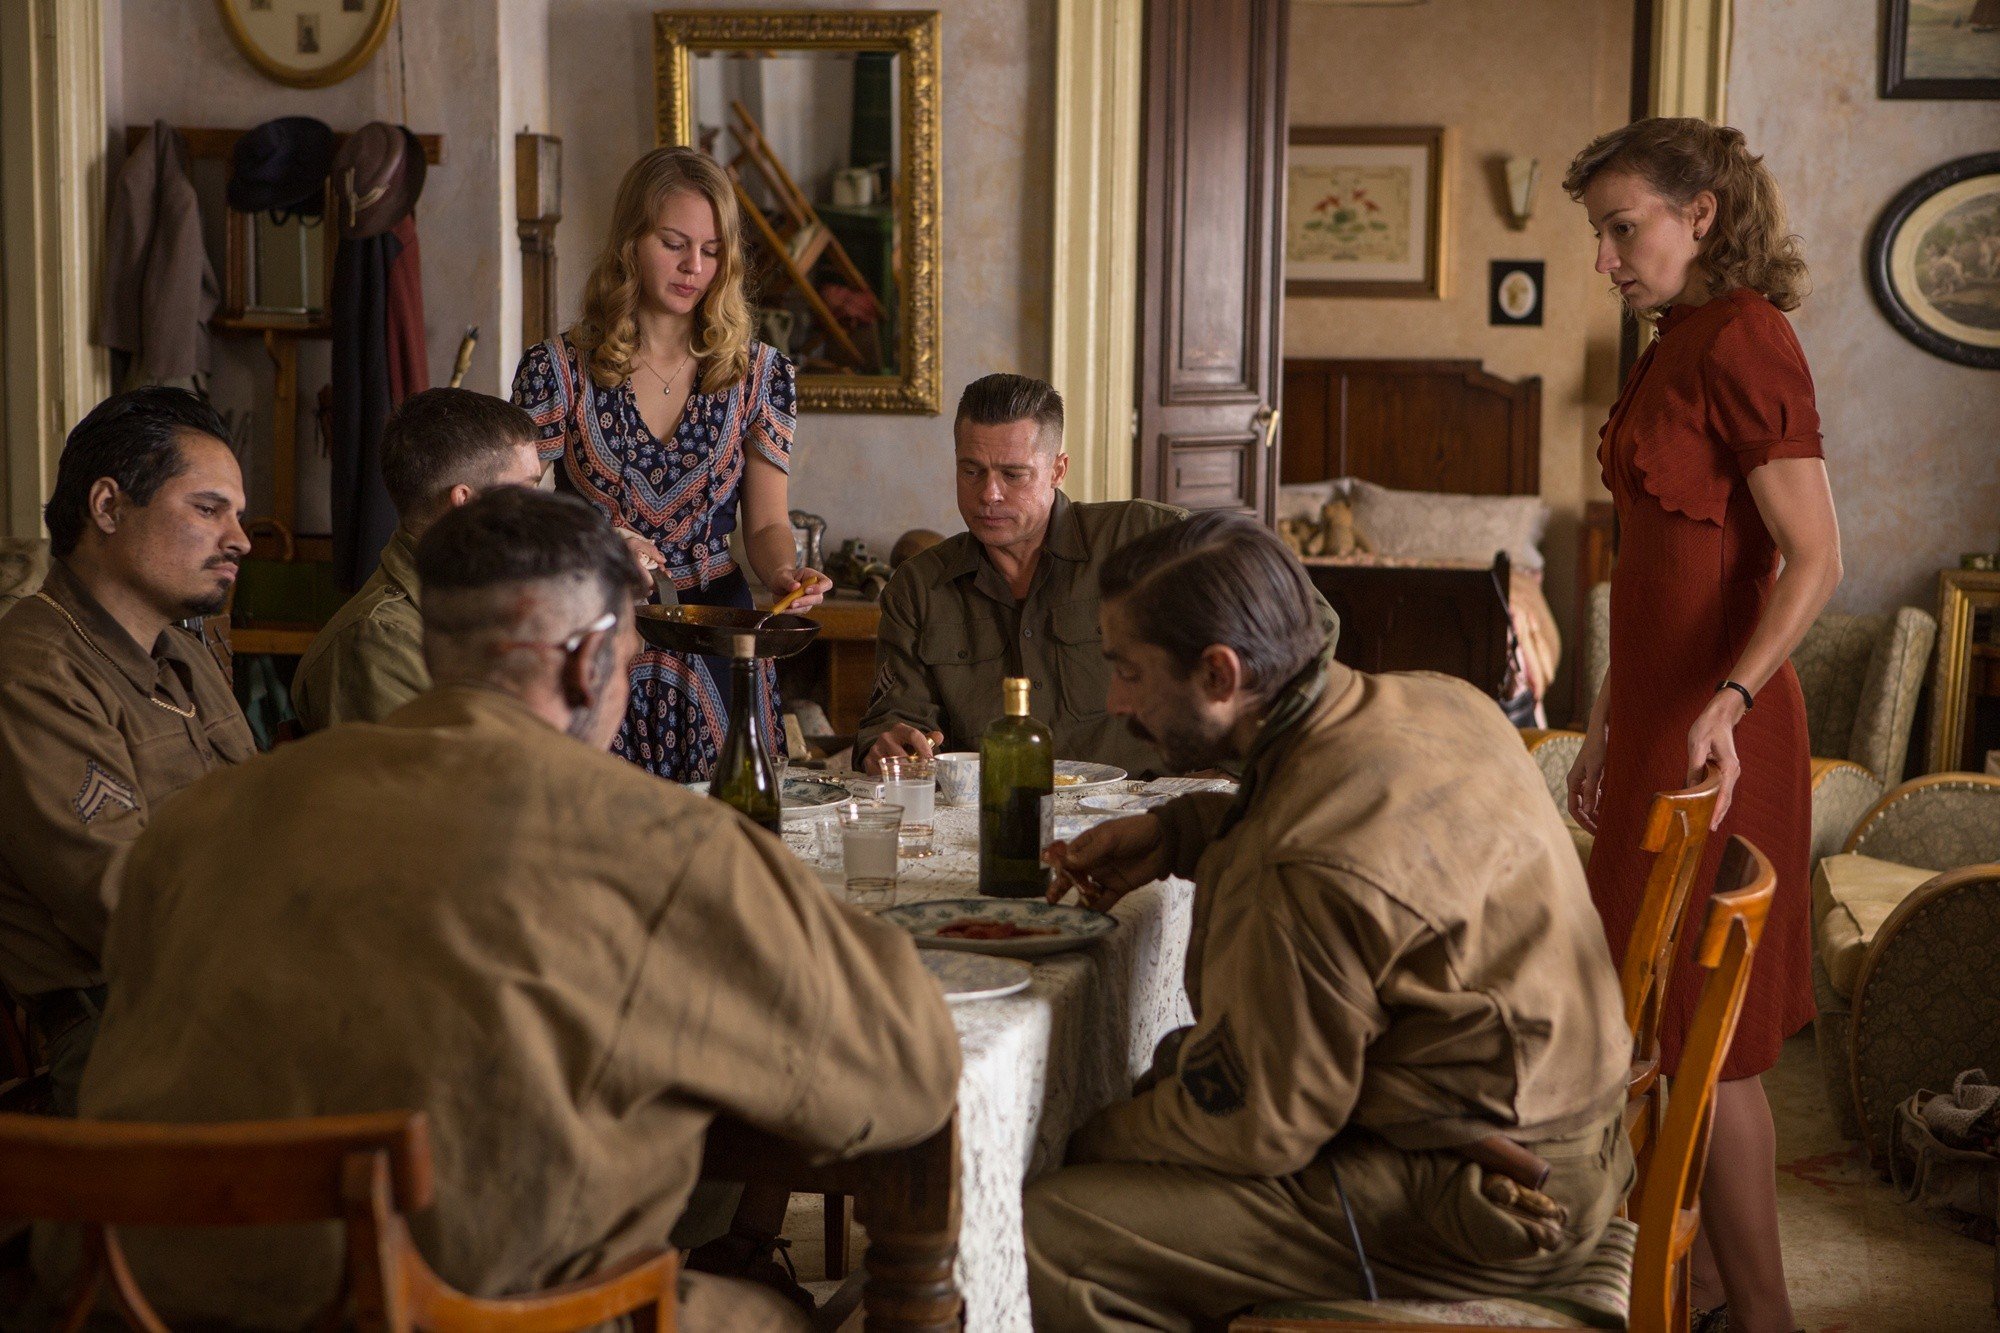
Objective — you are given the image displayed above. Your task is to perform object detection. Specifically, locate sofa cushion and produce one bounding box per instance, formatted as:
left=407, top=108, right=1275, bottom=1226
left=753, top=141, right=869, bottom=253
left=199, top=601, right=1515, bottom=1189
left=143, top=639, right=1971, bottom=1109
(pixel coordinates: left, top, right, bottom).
left=1812, top=853, right=1938, bottom=1000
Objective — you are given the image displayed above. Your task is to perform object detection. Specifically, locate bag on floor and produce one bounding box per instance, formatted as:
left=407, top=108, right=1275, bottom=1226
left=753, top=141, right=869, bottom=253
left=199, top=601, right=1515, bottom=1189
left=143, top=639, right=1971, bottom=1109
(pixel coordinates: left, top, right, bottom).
left=1890, top=1070, right=2000, bottom=1244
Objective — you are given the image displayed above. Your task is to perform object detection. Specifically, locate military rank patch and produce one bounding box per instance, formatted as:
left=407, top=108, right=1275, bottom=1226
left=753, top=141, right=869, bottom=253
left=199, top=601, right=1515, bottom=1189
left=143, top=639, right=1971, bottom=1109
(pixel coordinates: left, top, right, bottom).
left=73, top=761, right=137, bottom=824
left=1179, top=1015, right=1249, bottom=1117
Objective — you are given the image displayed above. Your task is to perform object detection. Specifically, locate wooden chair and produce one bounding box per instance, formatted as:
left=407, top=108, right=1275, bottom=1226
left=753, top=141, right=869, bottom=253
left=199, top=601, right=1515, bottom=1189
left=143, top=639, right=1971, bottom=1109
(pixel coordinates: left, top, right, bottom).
left=1619, top=767, right=1722, bottom=1202
left=697, top=1115, right=960, bottom=1333
left=0, top=1109, right=676, bottom=1331
left=1230, top=835, right=1775, bottom=1333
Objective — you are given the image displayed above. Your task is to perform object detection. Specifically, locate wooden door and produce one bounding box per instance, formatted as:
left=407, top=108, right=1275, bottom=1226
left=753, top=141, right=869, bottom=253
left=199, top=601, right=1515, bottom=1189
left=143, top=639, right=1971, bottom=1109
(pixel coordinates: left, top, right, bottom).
left=1135, top=0, right=1288, bottom=519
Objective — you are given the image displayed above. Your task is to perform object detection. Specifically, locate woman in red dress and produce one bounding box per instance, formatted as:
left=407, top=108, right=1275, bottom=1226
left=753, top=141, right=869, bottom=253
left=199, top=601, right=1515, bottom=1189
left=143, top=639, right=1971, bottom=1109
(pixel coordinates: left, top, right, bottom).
left=1564, top=120, right=1842, bottom=1333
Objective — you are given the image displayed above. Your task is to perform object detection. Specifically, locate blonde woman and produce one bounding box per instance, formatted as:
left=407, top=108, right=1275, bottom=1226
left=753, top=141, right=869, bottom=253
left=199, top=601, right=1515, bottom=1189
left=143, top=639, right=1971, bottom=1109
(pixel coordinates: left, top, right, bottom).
left=1565, top=119, right=1841, bottom=1333
left=513, top=146, right=829, bottom=783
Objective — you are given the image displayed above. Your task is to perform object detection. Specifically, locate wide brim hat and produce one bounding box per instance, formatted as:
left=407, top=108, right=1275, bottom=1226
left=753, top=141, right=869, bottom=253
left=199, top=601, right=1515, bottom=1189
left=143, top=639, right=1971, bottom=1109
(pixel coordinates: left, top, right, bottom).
left=331, top=122, right=427, bottom=240
left=227, top=116, right=335, bottom=219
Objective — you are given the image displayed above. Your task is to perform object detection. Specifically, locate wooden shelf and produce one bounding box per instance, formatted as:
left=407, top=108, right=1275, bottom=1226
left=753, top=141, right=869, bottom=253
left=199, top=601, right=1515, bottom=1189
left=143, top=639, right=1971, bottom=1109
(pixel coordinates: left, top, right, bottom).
left=229, top=623, right=319, bottom=657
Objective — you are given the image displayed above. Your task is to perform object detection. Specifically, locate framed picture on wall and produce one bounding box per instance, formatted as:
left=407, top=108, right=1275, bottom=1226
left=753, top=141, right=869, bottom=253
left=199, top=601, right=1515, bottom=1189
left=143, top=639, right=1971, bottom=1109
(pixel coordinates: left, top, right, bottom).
left=1867, top=151, right=2000, bottom=368
left=1882, top=0, right=2000, bottom=99
left=1285, top=126, right=1451, bottom=299
left=1489, top=261, right=1544, bottom=326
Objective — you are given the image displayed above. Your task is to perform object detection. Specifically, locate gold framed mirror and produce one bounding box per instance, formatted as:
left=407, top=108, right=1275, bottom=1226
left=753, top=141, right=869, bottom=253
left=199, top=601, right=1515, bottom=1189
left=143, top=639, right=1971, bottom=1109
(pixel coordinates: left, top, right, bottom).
left=654, top=10, right=941, bottom=414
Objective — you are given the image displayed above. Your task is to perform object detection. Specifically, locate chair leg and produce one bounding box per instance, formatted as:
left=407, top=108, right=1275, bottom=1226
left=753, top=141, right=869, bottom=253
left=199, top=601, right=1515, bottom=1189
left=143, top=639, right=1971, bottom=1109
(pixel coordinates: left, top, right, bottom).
left=822, top=1193, right=849, bottom=1280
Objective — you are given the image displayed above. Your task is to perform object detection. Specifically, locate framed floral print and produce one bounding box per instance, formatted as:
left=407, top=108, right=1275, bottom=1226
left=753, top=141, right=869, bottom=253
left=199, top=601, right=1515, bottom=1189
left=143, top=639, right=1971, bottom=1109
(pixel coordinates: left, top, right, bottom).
left=1285, top=126, right=1450, bottom=299
left=1868, top=151, right=2000, bottom=369
left=1882, top=0, right=2000, bottom=100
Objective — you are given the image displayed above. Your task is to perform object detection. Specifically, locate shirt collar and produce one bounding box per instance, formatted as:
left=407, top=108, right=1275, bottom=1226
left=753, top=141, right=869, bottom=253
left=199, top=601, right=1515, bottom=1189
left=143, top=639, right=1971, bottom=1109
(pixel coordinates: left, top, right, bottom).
left=378, top=527, right=422, bottom=608
left=42, top=559, right=177, bottom=695
left=942, top=490, right=1086, bottom=588
left=1214, top=600, right=1351, bottom=841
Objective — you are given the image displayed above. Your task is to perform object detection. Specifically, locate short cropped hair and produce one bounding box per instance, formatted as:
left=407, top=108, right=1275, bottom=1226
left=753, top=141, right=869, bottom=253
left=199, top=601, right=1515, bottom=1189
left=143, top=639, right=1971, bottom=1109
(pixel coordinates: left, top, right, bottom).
left=415, top=488, right=642, bottom=630
left=1099, top=512, right=1323, bottom=701
left=380, top=388, right=538, bottom=524
left=45, top=387, right=228, bottom=557
left=954, top=373, right=1064, bottom=449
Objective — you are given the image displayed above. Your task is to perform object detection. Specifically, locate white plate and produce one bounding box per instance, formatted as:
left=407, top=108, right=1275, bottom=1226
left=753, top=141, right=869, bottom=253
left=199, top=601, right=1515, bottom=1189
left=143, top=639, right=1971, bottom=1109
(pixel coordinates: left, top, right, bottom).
left=1080, top=792, right=1176, bottom=814
left=684, top=777, right=853, bottom=819
left=884, top=898, right=1117, bottom=958
left=1052, top=761, right=1127, bottom=794
left=921, top=951, right=1031, bottom=1003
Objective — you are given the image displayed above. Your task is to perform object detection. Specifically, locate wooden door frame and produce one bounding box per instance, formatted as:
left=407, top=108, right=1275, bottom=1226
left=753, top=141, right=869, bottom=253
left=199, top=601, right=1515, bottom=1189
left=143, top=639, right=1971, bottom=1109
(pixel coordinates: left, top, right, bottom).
left=0, top=0, right=110, bottom=538
left=1094, top=0, right=1730, bottom=512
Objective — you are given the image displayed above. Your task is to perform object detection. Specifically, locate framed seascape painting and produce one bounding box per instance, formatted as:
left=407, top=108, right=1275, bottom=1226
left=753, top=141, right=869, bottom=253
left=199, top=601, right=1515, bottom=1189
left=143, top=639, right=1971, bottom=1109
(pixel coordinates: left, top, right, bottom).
left=1882, top=0, right=2000, bottom=99
left=1868, top=151, right=2000, bottom=368
left=1286, top=126, right=1450, bottom=299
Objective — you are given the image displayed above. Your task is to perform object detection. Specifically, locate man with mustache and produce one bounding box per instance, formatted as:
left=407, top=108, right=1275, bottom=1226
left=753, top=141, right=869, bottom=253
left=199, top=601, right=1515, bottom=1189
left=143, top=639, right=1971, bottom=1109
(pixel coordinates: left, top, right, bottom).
left=0, top=387, right=255, bottom=1112
left=855, top=373, right=1188, bottom=776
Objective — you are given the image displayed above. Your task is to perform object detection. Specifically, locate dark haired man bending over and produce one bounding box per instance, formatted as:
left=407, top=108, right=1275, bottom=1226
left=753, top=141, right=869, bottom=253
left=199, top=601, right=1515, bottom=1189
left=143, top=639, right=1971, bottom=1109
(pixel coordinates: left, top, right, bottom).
left=1026, top=513, right=1631, bottom=1330
left=0, top=387, right=255, bottom=1111
left=291, top=387, right=546, bottom=731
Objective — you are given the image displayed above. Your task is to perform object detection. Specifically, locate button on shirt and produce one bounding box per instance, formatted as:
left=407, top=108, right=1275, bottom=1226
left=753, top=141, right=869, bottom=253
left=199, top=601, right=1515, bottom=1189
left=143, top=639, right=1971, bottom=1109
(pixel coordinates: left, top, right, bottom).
left=0, top=561, right=253, bottom=997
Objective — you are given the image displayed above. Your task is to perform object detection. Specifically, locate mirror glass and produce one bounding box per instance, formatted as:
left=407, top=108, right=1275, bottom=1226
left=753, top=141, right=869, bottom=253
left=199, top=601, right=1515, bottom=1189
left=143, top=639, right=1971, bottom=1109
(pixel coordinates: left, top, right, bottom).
left=690, top=49, right=903, bottom=380
left=247, top=211, right=327, bottom=317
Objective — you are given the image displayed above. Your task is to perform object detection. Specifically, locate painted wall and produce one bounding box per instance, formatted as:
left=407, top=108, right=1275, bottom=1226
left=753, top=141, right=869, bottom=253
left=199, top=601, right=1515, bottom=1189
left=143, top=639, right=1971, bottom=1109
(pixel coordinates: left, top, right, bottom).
left=1729, top=0, right=2000, bottom=617
left=1284, top=0, right=1635, bottom=707
left=546, top=0, right=1056, bottom=561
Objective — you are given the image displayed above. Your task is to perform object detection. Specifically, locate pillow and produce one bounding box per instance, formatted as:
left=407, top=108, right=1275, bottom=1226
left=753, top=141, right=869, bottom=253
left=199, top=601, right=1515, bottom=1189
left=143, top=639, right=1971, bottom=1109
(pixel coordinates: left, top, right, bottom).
left=1277, top=480, right=1342, bottom=525
left=1344, top=478, right=1548, bottom=571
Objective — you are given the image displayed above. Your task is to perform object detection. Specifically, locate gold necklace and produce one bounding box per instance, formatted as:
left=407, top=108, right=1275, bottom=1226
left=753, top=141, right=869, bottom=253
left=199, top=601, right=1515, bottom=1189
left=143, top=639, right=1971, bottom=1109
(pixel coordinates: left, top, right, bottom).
left=633, top=346, right=695, bottom=395
left=34, top=592, right=198, bottom=719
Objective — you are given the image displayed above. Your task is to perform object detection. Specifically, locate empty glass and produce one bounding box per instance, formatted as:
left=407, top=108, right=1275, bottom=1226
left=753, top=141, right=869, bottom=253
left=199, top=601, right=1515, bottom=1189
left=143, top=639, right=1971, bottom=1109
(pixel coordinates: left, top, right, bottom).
left=879, top=754, right=937, bottom=859
left=837, top=800, right=904, bottom=909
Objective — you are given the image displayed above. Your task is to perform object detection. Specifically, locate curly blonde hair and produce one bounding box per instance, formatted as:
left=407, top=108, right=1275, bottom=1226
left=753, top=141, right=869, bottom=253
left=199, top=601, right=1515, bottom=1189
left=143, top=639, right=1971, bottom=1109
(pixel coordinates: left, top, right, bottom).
left=1563, top=117, right=1809, bottom=312
left=570, top=147, right=754, bottom=393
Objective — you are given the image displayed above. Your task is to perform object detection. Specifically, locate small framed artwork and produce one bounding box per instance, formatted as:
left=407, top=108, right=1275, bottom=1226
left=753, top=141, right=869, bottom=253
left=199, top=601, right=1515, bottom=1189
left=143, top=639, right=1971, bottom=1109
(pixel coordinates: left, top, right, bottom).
left=1867, top=151, right=2000, bottom=368
left=1286, top=126, right=1451, bottom=299
left=216, top=0, right=398, bottom=89
left=1882, top=0, right=2000, bottom=99
left=1489, top=261, right=1544, bottom=327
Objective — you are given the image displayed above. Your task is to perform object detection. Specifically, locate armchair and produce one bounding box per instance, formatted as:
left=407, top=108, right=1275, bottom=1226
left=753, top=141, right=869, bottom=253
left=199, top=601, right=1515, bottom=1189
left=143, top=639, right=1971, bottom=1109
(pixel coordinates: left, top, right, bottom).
left=1525, top=587, right=1936, bottom=870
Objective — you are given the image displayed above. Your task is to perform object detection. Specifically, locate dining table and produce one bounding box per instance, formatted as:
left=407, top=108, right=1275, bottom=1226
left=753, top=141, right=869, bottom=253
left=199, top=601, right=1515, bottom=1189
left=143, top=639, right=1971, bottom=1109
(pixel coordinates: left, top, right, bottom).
left=784, top=783, right=1198, bottom=1332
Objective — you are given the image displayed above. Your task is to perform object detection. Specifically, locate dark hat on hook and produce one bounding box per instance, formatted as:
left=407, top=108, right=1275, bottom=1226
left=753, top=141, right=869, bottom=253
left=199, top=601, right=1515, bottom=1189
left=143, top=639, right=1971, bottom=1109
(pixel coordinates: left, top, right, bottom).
left=331, top=122, right=427, bottom=239
left=227, top=116, right=336, bottom=219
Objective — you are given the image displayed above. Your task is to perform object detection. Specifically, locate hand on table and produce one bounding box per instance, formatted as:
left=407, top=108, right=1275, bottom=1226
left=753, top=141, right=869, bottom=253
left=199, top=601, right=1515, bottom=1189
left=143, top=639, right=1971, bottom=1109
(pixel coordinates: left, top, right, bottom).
left=768, top=565, right=833, bottom=612
left=866, top=724, right=945, bottom=775
left=1044, top=813, right=1169, bottom=914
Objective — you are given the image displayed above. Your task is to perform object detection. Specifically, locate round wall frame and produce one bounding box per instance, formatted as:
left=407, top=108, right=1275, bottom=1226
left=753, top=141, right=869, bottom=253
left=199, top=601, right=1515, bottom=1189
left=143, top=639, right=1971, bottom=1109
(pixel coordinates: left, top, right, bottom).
left=216, top=0, right=399, bottom=91
left=1867, top=151, right=2000, bottom=371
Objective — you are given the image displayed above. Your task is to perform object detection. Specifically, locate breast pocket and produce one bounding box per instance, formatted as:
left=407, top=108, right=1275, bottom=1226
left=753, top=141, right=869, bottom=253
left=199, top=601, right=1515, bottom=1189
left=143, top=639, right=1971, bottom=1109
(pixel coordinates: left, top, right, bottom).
left=917, top=617, right=1009, bottom=735
left=1048, top=600, right=1109, bottom=720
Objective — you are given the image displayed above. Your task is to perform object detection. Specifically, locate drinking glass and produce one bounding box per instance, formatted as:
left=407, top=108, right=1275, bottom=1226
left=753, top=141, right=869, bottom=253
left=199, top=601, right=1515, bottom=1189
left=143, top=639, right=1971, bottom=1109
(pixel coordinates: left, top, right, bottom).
left=837, top=800, right=904, bottom=909
left=879, top=754, right=937, bottom=859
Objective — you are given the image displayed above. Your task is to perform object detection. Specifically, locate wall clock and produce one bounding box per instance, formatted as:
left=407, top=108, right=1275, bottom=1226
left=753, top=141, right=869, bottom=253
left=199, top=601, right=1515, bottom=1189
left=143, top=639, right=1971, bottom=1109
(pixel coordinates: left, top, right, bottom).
left=216, top=0, right=398, bottom=90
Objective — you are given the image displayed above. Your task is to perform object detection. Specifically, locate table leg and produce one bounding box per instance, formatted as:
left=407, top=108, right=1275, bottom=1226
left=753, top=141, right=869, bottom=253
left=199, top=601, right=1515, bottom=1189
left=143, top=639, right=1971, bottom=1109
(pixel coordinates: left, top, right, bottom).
left=823, top=1191, right=850, bottom=1279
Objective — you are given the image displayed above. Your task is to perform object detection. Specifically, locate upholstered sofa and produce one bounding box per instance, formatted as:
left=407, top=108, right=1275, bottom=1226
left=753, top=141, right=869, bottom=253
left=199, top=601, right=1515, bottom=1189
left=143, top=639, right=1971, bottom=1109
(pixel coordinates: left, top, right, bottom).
left=0, top=538, right=49, bottom=615
left=1809, top=774, right=2000, bottom=1160
left=1526, top=586, right=1936, bottom=870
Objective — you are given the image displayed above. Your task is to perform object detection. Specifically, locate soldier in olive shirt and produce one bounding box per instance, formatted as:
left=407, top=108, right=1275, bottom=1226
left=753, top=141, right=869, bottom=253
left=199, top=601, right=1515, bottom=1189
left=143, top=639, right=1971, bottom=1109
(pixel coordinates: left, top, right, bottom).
left=291, top=388, right=546, bottom=732
left=0, top=388, right=256, bottom=1112
left=856, top=374, right=1188, bottom=776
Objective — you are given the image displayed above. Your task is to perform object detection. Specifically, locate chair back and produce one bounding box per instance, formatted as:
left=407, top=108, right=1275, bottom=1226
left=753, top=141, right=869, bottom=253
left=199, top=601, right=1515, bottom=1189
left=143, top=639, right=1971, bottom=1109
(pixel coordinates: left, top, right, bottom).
left=1621, top=767, right=1723, bottom=1050
left=1628, top=836, right=1775, bottom=1333
left=0, top=1110, right=673, bottom=1332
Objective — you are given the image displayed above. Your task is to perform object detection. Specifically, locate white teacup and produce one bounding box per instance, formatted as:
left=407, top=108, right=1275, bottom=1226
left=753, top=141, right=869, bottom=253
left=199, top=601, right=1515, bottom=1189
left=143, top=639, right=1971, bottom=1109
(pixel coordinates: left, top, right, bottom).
left=934, top=751, right=980, bottom=806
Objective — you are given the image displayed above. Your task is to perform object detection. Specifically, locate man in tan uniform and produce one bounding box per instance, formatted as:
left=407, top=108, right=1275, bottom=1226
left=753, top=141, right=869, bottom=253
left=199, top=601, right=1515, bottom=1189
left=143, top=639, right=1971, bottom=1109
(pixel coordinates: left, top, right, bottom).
left=70, top=489, right=962, bottom=1331
left=0, top=387, right=255, bottom=1112
left=291, top=387, right=545, bottom=732
left=1027, top=513, right=1631, bottom=1330
left=855, top=374, right=1188, bottom=775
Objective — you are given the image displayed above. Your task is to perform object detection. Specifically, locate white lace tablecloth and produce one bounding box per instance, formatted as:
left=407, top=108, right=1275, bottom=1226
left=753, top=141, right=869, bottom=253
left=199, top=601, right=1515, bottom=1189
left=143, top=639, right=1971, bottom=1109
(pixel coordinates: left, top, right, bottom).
left=788, top=793, right=1195, bottom=1332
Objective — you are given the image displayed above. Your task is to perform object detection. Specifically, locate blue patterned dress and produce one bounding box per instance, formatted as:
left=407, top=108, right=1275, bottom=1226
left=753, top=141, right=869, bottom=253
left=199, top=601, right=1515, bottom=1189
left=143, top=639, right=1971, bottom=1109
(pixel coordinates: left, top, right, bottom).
left=511, top=335, right=794, bottom=782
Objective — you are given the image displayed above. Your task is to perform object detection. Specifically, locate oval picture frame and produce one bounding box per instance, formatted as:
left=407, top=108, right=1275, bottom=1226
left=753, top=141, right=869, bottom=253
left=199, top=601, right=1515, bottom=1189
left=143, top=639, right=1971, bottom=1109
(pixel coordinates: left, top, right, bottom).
left=216, top=0, right=399, bottom=91
left=1867, top=151, right=2000, bottom=371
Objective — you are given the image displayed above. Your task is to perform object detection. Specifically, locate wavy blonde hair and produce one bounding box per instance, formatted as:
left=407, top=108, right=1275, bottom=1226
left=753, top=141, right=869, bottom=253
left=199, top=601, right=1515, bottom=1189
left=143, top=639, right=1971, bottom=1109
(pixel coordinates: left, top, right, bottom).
left=571, top=147, right=753, bottom=393
left=1563, top=117, right=1809, bottom=312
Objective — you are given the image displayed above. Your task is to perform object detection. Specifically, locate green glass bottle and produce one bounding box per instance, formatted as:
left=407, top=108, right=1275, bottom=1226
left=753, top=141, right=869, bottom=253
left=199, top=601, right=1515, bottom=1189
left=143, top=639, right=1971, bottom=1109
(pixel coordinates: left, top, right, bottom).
left=710, top=634, right=782, bottom=835
left=979, top=676, right=1053, bottom=898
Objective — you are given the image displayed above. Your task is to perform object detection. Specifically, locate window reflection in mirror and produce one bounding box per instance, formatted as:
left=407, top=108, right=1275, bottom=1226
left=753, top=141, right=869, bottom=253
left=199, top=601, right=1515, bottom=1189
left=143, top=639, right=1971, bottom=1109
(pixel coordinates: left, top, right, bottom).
left=691, top=49, right=902, bottom=379
left=248, top=211, right=327, bottom=317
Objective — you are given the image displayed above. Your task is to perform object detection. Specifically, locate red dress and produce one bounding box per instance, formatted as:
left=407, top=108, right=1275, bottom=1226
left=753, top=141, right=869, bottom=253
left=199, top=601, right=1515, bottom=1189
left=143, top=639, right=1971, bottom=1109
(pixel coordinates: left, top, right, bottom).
left=1588, top=287, right=1822, bottom=1080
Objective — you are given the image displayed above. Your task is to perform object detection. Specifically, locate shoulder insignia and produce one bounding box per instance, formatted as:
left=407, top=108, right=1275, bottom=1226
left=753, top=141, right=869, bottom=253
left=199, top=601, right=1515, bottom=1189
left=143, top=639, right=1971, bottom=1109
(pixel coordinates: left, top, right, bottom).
left=1179, top=1015, right=1249, bottom=1117
left=73, top=760, right=138, bottom=824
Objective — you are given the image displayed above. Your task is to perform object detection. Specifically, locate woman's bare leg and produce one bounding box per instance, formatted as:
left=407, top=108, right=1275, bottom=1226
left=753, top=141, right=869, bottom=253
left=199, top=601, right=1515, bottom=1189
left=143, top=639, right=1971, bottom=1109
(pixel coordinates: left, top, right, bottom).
left=1691, top=1075, right=1795, bottom=1332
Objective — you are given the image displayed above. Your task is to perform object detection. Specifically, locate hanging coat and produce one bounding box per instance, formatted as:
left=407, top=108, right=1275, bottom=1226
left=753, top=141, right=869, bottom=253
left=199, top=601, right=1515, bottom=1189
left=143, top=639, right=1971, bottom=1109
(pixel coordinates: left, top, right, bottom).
left=329, top=233, right=398, bottom=592
left=98, top=122, right=220, bottom=383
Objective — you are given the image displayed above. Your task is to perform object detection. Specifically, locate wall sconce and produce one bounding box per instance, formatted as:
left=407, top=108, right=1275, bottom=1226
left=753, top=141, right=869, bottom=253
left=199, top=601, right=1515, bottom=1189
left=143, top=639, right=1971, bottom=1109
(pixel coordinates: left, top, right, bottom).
left=1503, top=157, right=1539, bottom=230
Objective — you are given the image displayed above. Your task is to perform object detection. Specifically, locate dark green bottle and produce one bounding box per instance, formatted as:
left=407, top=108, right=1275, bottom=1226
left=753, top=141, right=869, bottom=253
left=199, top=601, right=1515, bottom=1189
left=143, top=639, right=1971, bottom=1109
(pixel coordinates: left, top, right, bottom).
left=710, top=634, right=782, bottom=835
left=979, top=676, right=1053, bottom=898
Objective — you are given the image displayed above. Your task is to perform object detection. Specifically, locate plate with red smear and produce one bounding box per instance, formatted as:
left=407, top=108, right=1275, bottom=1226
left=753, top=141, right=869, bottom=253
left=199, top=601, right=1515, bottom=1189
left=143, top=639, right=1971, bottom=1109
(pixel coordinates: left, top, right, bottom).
left=884, top=898, right=1117, bottom=958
